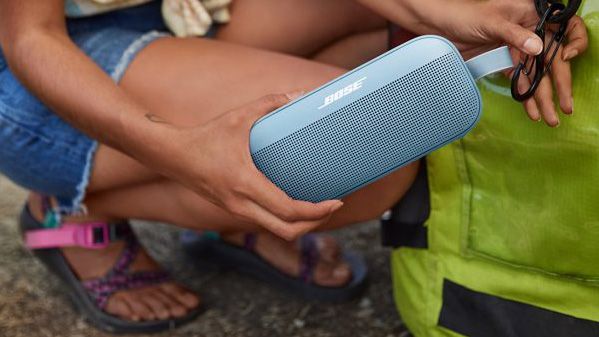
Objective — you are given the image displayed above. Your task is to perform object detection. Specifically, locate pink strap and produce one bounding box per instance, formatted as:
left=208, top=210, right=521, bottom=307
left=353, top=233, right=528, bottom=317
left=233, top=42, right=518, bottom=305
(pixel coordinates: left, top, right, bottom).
left=25, top=222, right=111, bottom=250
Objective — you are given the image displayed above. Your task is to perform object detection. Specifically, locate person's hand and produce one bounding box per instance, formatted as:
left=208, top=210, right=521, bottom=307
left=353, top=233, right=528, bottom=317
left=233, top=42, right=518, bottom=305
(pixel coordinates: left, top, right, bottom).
left=160, top=92, right=343, bottom=240
left=424, top=0, right=588, bottom=126
left=358, top=0, right=545, bottom=57
left=358, top=0, right=589, bottom=126
left=506, top=17, right=588, bottom=126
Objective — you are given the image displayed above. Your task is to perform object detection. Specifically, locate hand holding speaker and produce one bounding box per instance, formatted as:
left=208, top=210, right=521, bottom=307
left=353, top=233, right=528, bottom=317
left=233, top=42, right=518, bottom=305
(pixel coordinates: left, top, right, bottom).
left=163, top=93, right=343, bottom=241
left=358, top=0, right=588, bottom=127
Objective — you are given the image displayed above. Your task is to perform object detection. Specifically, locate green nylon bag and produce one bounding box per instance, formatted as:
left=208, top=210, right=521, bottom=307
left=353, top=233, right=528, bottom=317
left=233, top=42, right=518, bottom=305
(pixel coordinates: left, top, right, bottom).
left=391, top=2, right=599, bottom=336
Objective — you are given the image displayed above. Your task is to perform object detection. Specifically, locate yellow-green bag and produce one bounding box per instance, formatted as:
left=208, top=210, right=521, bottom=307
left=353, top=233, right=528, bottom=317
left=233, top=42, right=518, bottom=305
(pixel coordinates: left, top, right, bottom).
left=390, top=2, right=599, bottom=336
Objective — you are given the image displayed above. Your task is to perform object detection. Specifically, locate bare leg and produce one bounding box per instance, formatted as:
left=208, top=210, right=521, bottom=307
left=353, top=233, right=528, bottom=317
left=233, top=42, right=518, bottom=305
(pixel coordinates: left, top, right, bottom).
left=40, top=1, right=404, bottom=322
left=215, top=0, right=386, bottom=57
left=84, top=36, right=417, bottom=280
left=216, top=0, right=388, bottom=69
left=94, top=37, right=416, bottom=229
left=312, top=29, right=389, bottom=69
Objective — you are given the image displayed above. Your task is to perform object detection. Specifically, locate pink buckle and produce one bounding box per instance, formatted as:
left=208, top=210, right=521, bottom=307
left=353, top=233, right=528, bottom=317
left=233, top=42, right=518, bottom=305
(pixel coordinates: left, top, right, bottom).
left=24, top=222, right=111, bottom=250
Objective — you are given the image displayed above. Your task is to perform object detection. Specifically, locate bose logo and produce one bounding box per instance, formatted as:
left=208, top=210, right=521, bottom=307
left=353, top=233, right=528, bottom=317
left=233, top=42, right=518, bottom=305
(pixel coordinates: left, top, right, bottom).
left=318, top=77, right=367, bottom=109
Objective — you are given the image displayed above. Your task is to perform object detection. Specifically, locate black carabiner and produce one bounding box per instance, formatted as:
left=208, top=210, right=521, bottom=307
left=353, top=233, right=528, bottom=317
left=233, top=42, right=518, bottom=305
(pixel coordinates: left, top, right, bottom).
left=535, top=0, right=582, bottom=24
left=511, top=2, right=569, bottom=102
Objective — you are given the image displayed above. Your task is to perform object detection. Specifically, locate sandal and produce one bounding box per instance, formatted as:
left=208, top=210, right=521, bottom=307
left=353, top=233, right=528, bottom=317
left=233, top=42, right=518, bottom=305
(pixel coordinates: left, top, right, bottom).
left=180, top=231, right=368, bottom=302
left=19, top=204, right=202, bottom=334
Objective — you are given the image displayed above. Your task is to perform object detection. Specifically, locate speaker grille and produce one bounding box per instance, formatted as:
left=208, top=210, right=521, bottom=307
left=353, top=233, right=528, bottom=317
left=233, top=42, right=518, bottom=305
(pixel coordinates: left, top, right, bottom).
left=252, top=53, right=479, bottom=202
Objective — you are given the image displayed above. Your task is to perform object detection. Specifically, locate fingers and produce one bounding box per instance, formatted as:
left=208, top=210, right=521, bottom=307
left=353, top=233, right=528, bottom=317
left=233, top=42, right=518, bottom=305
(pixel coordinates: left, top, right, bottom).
left=232, top=198, right=336, bottom=241
left=534, top=75, right=559, bottom=127
left=523, top=96, right=541, bottom=122
left=228, top=173, right=343, bottom=240
left=511, top=66, right=541, bottom=122
left=245, top=170, right=343, bottom=220
left=492, top=20, right=543, bottom=56
left=562, top=16, right=588, bottom=61
left=551, top=47, right=573, bottom=115
left=208, top=90, right=340, bottom=239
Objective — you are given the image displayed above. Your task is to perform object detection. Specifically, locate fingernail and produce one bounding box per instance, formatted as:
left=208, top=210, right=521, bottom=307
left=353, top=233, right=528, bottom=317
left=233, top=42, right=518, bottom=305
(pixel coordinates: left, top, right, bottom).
left=334, top=266, right=349, bottom=279
left=330, top=201, right=344, bottom=213
left=285, top=90, right=305, bottom=101
left=564, top=49, right=578, bottom=61
left=524, top=37, right=543, bottom=55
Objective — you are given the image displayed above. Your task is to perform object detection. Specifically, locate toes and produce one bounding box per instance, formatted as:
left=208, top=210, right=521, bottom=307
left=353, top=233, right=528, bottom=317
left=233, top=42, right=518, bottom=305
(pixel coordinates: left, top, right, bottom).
left=310, top=235, right=351, bottom=287
left=153, top=288, right=188, bottom=318
left=121, top=291, right=156, bottom=321
left=313, top=260, right=352, bottom=287
left=139, top=290, right=171, bottom=320
left=104, top=294, right=134, bottom=321
left=160, top=283, right=201, bottom=309
left=315, top=235, right=341, bottom=263
left=104, top=285, right=199, bottom=322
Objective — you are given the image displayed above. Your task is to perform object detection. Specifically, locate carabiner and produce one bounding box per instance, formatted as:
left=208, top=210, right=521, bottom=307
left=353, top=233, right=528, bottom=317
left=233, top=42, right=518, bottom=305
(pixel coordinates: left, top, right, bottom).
left=535, top=0, right=581, bottom=24
left=511, top=2, right=568, bottom=101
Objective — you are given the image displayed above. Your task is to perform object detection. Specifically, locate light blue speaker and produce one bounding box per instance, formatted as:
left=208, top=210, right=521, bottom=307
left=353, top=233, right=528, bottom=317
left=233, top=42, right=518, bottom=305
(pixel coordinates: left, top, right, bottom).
left=250, top=35, right=513, bottom=202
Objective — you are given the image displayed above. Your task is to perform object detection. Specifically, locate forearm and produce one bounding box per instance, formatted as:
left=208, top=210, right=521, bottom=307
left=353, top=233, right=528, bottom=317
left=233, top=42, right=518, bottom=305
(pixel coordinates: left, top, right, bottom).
left=357, top=0, right=451, bottom=35
left=3, top=28, right=172, bottom=166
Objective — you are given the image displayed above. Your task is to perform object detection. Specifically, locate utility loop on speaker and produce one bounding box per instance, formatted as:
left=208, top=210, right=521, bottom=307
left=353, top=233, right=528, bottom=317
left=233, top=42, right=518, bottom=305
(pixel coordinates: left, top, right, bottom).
left=511, top=1, right=579, bottom=102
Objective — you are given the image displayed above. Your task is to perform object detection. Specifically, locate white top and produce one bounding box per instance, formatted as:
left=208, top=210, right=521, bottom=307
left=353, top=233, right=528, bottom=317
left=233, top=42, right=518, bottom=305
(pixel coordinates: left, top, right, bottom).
left=65, top=0, right=153, bottom=18
left=64, top=0, right=232, bottom=37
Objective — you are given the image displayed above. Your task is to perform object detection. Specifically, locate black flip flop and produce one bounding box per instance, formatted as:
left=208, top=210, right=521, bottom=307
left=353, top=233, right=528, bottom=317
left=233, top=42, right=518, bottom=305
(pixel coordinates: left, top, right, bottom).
left=19, top=205, right=203, bottom=334
left=180, top=231, right=368, bottom=302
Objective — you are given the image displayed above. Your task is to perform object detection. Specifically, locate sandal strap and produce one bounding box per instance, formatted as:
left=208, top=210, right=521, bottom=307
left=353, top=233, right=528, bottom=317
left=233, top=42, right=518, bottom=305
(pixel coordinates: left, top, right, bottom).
left=25, top=194, right=131, bottom=250
left=24, top=221, right=132, bottom=250
left=299, top=234, right=319, bottom=284
left=243, top=233, right=258, bottom=252
left=81, top=235, right=172, bottom=309
left=83, top=270, right=172, bottom=309
left=108, top=235, right=140, bottom=276
left=242, top=233, right=319, bottom=284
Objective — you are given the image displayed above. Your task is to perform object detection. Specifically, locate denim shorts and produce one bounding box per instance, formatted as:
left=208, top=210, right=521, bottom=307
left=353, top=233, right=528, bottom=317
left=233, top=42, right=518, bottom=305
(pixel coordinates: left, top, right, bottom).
left=0, top=2, right=173, bottom=214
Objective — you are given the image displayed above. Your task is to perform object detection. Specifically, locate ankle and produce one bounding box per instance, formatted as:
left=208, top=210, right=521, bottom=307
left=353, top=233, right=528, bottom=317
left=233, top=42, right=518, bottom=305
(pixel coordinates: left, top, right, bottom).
left=220, top=232, right=246, bottom=245
left=27, top=192, right=118, bottom=224
left=27, top=193, right=46, bottom=223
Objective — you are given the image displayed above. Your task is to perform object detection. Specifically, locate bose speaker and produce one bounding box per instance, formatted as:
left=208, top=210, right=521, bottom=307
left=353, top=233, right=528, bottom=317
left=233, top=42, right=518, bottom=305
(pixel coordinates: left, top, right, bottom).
left=250, top=35, right=513, bottom=202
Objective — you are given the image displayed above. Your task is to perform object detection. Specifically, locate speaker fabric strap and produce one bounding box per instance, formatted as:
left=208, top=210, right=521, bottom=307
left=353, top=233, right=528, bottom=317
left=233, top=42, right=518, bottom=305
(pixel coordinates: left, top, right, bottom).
left=465, top=46, right=514, bottom=81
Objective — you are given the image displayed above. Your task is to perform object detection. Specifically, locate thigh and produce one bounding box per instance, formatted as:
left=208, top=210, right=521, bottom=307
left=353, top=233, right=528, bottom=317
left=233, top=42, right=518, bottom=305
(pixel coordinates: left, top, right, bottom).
left=88, top=36, right=417, bottom=227
left=216, top=0, right=386, bottom=56
left=85, top=162, right=419, bottom=232
left=89, top=37, right=345, bottom=192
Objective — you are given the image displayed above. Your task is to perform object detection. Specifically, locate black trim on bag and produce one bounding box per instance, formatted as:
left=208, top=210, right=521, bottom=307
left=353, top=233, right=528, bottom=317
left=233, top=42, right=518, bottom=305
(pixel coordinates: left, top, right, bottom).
left=380, top=161, right=429, bottom=248
left=438, top=279, right=599, bottom=337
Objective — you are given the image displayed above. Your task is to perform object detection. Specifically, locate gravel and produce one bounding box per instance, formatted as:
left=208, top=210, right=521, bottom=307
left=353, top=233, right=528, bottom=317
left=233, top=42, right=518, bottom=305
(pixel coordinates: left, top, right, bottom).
left=0, top=175, right=410, bottom=337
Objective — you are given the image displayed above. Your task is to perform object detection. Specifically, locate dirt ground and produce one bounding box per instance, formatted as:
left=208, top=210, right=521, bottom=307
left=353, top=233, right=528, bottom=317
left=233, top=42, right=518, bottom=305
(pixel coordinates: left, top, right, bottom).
left=0, top=175, right=411, bottom=337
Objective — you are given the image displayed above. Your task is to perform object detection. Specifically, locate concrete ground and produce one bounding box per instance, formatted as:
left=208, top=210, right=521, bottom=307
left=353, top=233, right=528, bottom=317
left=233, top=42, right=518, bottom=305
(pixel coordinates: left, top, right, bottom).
left=0, top=175, right=411, bottom=337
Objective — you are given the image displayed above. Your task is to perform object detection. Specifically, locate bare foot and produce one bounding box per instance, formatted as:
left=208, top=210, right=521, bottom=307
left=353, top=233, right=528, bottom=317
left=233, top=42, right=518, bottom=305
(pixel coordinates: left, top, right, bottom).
left=28, top=195, right=200, bottom=322
left=222, top=232, right=352, bottom=287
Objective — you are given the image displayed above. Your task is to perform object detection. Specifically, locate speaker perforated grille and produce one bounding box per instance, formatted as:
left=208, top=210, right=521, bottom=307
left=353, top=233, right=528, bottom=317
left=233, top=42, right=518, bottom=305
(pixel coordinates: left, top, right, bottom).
left=252, top=53, right=479, bottom=202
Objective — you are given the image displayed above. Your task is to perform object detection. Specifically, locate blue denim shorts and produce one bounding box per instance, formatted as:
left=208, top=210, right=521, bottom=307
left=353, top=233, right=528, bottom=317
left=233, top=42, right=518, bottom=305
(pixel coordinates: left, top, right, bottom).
left=0, top=2, right=172, bottom=214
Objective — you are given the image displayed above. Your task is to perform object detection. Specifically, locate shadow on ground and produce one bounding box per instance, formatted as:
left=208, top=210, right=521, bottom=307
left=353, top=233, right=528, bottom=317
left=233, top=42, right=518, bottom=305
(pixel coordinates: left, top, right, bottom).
left=0, top=175, right=411, bottom=337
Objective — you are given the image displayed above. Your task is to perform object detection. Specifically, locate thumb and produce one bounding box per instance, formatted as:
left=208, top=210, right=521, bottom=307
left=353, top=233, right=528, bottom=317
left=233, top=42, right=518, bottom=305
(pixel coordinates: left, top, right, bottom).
left=493, top=20, right=543, bottom=56
left=247, top=92, right=302, bottom=122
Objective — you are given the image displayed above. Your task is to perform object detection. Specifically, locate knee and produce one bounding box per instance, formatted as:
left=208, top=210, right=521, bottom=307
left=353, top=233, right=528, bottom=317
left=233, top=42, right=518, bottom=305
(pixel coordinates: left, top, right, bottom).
left=329, top=161, right=420, bottom=227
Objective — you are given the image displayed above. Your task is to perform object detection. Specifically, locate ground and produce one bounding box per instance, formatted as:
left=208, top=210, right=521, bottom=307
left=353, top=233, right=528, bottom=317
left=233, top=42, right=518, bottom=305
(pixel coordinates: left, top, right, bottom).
left=0, top=175, right=411, bottom=337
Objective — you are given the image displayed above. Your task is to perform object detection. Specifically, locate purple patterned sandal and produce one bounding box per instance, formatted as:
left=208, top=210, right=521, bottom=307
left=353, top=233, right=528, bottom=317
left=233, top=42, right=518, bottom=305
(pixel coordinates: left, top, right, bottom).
left=19, top=204, right=202, bottom=334
left=180, top=231, right=368, bottom=302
